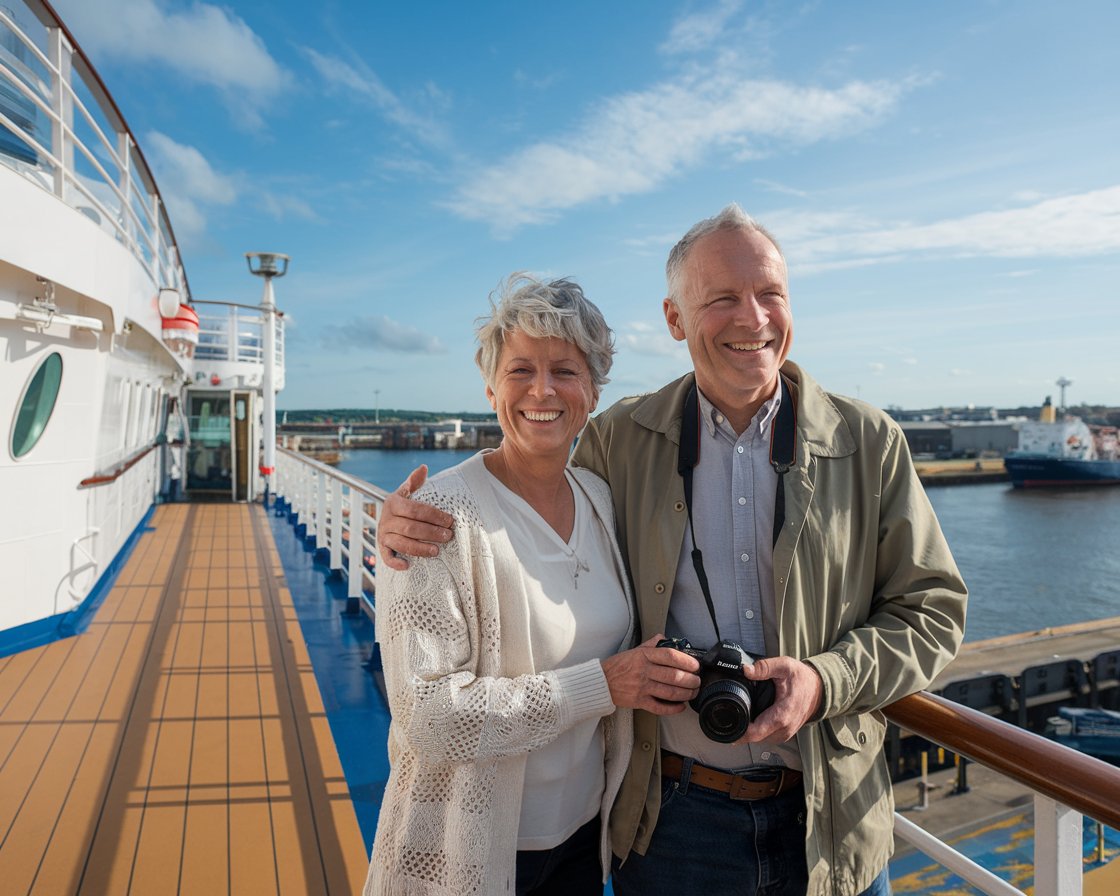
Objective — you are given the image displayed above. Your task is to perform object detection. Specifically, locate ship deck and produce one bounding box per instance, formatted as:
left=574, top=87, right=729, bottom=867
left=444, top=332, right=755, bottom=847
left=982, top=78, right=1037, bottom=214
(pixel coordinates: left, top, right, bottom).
left=0, top=503, right=369, bottom=895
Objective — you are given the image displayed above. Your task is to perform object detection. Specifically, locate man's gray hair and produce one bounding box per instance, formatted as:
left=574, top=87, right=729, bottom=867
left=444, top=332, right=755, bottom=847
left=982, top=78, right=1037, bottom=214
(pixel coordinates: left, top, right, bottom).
left=665, top=203, right=785, bottom=303
left=475, top=273, right=615, bottom=393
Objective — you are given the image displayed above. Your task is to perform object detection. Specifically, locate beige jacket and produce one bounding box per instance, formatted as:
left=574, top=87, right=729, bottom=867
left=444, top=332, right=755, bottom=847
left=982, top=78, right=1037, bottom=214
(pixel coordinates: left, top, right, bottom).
left=572, top=361, right=966, bottom=896
left=365, top=455, right=635, bottom=895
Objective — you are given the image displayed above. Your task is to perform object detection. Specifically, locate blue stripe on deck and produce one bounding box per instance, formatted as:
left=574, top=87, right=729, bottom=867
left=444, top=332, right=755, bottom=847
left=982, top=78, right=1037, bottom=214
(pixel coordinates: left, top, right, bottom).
left=265, top=504, right=390, bottom=856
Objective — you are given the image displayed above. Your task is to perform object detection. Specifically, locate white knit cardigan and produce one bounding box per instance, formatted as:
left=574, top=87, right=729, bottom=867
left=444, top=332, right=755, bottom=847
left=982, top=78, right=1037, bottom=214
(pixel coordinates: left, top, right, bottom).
left=364, top=454, right=635, bottom=895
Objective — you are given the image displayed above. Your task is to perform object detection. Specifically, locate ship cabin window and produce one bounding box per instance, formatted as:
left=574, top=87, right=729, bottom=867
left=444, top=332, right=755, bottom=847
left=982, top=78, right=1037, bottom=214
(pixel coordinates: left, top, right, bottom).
left=11, top=352, right=63, bottom=458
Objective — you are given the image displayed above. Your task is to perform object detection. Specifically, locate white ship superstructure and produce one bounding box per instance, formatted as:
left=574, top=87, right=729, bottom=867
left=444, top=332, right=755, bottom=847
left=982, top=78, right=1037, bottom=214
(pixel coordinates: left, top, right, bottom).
left=0, top=0, right=282, bottom=651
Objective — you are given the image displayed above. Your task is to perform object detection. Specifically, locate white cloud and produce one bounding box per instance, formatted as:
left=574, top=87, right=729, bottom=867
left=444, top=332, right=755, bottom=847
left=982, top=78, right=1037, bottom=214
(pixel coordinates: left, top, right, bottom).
left=302, top=48, right=450, bottom=149
left=446, top=74, right=908, bottom=232
left=144, top=131, right=236, bottom=245
left=789, top=186, right=1120, bottom=273
left=54, top=1, right=285, bottom=107
left=754, top=178, right=809, bottom=199
left=661, top=0, right=745, bottom=54
left=617, top=321, right=688, bottom=358
left=325, top=315, right=446, bottom=354
left=259, top=193, right=319, bottom=222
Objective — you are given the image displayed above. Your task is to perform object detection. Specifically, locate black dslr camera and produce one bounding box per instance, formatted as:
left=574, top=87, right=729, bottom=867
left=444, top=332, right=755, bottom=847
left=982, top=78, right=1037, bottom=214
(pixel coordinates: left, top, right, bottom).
left=657, top=637, right=775, bottom=743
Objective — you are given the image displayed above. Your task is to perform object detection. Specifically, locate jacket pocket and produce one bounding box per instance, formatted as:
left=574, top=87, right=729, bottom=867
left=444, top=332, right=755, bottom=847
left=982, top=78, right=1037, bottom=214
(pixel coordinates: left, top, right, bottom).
left=823, top=710, right=885, bottom=753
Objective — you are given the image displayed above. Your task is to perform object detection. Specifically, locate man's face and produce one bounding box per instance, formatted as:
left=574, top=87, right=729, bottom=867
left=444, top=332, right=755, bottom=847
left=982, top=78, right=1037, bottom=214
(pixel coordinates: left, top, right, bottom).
left=664, top=227, right=792, bottom=428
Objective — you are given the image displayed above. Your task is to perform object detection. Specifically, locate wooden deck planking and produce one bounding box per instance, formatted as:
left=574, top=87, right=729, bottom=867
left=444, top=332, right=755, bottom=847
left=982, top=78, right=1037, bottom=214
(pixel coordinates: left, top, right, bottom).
left=0, top=502, right=368, bottom=895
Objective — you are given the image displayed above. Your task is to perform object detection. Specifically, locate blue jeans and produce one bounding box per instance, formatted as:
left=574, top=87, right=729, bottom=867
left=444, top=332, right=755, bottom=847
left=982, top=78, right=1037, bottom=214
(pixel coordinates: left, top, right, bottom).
left=611, top=761, right=892, bottom=895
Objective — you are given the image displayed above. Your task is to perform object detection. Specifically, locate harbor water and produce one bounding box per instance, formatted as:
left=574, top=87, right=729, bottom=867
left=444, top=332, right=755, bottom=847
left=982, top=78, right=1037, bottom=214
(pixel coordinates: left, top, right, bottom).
left=336, top=450, right=1120, bottom=642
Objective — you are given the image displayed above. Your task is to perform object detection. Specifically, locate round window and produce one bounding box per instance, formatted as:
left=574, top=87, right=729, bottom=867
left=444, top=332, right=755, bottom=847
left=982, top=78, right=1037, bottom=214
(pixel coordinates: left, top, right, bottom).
left=12, top=352, right=63, bottom=458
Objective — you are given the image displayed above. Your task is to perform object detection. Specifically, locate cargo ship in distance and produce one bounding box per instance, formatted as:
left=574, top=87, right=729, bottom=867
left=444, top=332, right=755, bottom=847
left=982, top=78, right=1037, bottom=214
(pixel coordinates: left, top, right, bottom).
left=1004, top=385, right=1120, bottom=488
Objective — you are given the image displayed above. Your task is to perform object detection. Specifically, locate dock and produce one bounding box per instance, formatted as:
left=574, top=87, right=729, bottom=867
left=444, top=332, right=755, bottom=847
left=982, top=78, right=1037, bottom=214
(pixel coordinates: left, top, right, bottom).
left=935, top=618, right=1120, bottom=688
left=915, top=457, right=1010, bottom=485
left=0, top=503, right=369, bottom=895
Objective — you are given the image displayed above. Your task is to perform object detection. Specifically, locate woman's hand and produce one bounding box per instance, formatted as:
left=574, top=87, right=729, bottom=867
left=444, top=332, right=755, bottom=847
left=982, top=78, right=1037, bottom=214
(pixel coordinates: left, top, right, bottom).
left=601, top=635, right=702, bottom=714
left=377, top=465, right=455, bottom=570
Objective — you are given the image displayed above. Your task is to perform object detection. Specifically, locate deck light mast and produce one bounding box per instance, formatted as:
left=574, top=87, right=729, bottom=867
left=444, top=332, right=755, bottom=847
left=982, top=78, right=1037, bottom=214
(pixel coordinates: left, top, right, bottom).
left=246, top=252, right=289, bottom=506
left=1056, top=377, right=1072, bottom=414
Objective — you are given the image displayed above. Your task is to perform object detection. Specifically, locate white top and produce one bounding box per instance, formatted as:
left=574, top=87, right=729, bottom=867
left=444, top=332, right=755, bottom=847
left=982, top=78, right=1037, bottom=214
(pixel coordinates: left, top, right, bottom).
left=484, top=465, right=631, bottom=849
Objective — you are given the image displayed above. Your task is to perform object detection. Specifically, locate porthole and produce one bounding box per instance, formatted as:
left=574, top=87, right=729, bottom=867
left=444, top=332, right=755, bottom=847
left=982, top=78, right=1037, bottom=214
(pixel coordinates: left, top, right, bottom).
left=11, top=352, right=63, bottom=458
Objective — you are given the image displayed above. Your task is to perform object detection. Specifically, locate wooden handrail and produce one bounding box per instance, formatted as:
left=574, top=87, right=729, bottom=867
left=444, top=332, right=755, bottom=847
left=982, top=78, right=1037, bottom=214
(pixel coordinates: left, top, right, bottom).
left=78, top=442, right=158, bottom=488
left=885, top=691, right=1120, bottom=829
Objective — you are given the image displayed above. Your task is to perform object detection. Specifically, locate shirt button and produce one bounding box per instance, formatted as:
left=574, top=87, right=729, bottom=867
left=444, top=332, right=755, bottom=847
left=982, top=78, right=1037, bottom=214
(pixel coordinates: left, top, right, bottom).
left=715, top=414, right=725, bottom=424
left=738, top=497, right=746, bottom=505
left=736, top=445, right=744, bottom=454
left=642, top=741, right=652, bottom=752
left=745, top=609, right=755, bottom=620
left=740, top=553, right=749, bottom=562
left=761, top=751, right=771, bottom=760
left=655, top=583, right=665, bottom=594
left=674, top=501, right=685, bottom=512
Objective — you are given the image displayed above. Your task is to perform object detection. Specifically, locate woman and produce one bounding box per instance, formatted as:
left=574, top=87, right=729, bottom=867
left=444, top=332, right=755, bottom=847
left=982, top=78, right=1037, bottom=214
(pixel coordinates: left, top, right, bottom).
left=365, top=274, right=696, bottom=895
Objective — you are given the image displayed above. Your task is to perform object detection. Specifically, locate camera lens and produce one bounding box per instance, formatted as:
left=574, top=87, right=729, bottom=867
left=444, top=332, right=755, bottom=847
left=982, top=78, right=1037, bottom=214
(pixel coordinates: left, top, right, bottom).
left=695, top=680, right=752, bottom=743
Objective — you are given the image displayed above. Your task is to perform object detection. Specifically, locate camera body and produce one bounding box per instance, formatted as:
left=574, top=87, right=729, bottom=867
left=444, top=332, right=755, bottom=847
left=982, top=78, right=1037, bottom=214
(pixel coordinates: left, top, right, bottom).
left=657, top=637, right=775, bottom=743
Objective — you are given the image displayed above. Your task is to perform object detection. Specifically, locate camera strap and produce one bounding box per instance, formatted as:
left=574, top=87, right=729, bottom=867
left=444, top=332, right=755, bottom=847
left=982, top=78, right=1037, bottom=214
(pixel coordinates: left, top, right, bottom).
left=677, top=376, right=796, bottom=641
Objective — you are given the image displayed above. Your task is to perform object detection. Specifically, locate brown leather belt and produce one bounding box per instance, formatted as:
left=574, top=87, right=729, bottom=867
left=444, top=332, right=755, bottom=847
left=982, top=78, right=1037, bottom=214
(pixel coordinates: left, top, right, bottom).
left=660, top=751, right=802, bottom=801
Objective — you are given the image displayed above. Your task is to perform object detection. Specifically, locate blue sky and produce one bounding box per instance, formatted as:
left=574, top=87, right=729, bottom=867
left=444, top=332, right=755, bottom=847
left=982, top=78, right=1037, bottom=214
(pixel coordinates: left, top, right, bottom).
left=51, top=0, right=1120, bottom=413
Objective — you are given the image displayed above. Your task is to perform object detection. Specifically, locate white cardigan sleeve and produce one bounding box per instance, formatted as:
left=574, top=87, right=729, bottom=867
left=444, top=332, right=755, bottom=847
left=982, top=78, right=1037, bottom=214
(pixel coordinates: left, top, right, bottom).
left=376, top=484, right=614, bottom=764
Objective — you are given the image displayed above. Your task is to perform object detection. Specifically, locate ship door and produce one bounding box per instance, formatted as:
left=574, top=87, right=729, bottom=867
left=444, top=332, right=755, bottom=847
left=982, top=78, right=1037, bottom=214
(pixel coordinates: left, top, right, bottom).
left=185, top=391, right=233, bottom=497
left=231, top=390, right=252, bottom=502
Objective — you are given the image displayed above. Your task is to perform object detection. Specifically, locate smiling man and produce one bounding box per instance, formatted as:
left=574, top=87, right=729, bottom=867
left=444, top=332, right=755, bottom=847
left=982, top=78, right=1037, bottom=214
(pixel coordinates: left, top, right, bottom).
left=569, top=204, right=966, bottom=896
left=377, top=204, right=967, bottom=895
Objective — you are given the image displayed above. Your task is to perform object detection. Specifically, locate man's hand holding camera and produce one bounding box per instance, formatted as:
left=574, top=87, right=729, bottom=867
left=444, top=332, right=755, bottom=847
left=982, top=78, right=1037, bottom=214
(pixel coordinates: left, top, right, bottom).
left=738, top=656, right=823, bottom=744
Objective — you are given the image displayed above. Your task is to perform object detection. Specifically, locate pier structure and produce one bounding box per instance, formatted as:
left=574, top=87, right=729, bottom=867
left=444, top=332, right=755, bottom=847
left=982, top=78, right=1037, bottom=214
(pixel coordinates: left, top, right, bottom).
left=278, top=419, right=503, bottom=452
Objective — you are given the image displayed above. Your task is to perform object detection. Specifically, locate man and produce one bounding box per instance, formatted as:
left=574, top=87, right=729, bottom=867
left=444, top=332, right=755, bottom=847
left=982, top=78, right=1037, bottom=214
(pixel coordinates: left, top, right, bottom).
left=378, top=204, right=967, bottom=895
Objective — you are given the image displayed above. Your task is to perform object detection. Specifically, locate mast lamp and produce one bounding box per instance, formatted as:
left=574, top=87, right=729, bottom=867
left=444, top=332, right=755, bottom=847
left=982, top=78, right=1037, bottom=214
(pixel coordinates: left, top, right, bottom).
left=246, top=252, right=290, bottom=278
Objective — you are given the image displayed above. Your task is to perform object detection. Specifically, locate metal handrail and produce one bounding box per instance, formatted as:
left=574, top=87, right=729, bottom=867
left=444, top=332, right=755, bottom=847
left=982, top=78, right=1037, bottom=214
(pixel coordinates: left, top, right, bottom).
left=885, top=690, right=1120, bottom=828
left=273, top=446, right=390, bottom=612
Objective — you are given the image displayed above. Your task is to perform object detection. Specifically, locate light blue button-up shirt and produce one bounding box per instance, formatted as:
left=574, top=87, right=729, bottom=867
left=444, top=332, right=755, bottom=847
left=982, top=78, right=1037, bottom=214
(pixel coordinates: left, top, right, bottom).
left=660, top=386, right=802, bottom=772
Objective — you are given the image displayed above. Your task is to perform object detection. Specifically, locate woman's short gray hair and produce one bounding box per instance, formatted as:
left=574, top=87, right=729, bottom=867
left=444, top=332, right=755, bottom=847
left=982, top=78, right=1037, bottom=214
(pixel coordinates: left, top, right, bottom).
left=665, top=203, right=784, bottom=304
left=475, top=273, right=615, bottom=393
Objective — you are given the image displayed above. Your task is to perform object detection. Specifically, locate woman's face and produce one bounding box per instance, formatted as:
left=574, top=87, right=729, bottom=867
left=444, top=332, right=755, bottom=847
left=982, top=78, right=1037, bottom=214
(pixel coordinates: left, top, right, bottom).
left=486, top=330, right=597, bottom=465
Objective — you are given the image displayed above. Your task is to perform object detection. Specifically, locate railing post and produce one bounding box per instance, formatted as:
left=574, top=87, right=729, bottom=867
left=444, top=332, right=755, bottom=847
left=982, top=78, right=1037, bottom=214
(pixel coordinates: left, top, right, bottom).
left=295, top=461, right=308, bottom=532
left=346, top=487, right=363, bottom=615
left=330, top=477, right=343, bottom=573
left=1033, top=795, right=1082, bottom=896
left=48, top=25, right=73, bottom=199
left=315, top=469, right=327, bottom=554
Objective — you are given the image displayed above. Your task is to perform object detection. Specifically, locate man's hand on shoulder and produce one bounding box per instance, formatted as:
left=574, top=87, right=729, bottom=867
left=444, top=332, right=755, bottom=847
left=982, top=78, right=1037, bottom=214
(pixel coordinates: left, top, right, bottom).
left=737, top=656, right=823, bottom=744
left=376, top=465, right=455, bottom=571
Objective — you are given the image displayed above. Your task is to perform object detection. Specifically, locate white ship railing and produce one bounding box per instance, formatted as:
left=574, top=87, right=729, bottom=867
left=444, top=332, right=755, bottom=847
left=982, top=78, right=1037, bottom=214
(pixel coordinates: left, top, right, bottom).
left=192, top=300, right=284, bottom=367
left=0, top=0, right=189, bottom=299
left=272, top=446, right=388, bottom=620
left=885, top=692, right=1120, bottom=895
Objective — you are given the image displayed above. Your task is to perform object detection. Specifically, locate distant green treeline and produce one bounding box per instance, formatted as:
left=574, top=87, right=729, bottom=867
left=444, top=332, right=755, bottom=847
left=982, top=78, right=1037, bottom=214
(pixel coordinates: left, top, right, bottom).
left=279, top=409, right=498, bottom=424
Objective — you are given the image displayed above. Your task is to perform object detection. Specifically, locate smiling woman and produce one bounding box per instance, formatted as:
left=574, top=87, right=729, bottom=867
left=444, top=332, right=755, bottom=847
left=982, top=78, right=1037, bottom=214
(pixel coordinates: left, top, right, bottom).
left=364, top=273, right=701, bottom=896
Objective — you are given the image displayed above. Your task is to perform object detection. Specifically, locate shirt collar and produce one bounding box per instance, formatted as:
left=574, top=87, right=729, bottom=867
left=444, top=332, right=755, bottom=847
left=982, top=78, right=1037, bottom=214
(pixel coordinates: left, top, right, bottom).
left=696, top=383, right=782, bottom=441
